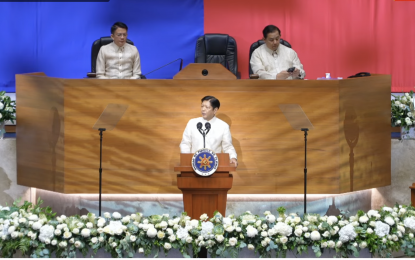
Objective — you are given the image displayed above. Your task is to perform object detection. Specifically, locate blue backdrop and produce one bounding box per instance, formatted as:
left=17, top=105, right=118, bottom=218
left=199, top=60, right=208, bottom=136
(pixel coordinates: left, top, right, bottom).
left=0, top=0, right=204, bottom=92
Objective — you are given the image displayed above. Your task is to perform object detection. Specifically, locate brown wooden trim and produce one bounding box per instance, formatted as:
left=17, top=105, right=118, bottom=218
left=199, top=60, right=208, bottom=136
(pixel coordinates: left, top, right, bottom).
left=5, top=125, right=16, bottom=133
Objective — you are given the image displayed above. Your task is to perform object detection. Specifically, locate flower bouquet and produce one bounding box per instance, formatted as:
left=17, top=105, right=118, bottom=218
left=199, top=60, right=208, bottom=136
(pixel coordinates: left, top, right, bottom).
left=391, top=91, right=415, bottom=130
left=0, top=91, right=16, bottom=124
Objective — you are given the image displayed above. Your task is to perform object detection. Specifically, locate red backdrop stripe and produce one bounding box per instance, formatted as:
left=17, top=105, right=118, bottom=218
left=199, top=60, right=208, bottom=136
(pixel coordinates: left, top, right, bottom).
left=204, top=0, right=415, bottom=92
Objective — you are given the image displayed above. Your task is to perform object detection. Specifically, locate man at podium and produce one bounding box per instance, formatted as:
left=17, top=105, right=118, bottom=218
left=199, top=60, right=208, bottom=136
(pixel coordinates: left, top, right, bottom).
left=250, top=25, right=305, bottom=80
left=96, top=22, right=142, bottom=79
left=179, top=96, right=238, bottom=167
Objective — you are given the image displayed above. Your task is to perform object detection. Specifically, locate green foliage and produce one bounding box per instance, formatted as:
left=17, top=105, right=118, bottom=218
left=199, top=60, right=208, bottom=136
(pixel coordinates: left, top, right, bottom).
left=0, top=91, right=16, bottom=123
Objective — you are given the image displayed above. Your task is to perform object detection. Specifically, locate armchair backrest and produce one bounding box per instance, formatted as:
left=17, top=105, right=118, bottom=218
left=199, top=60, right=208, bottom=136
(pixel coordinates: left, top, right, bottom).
left=90, top=37, right=134, bottom=73
left=248, top=39, right=291, bottom=75
left=194, top=34, right=238, bottom=76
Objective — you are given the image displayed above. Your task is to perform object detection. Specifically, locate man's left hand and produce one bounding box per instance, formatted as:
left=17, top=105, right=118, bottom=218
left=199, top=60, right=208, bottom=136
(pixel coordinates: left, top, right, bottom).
left=230, top=158, right=238, bottom=167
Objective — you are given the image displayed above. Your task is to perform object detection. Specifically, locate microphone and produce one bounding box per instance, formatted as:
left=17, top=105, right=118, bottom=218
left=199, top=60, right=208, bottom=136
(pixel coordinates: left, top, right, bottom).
left=144, top=58, right=183, bottom=77
left=205, top=122, right=211, bottom=135
left=197, top=122, right=207, bottom=148
left=197, top=122, right=203, bottom=136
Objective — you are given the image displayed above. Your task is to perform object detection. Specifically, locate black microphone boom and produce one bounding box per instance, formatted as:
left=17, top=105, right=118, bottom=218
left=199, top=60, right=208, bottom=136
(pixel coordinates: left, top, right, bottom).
left=197, top=122, right=207, bottom=148
left=144, top=58, right=183, bottom=77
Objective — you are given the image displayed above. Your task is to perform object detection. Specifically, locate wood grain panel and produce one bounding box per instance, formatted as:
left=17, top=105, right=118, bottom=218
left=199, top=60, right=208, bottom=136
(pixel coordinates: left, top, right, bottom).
left=15, top=74, right=391, bottom=194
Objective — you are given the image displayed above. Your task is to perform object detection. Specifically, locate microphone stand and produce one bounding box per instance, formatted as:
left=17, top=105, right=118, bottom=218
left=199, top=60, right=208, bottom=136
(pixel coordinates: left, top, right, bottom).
left=98, top=128, right=106, bottom=216
left=301, top=128, right=308, bottom=214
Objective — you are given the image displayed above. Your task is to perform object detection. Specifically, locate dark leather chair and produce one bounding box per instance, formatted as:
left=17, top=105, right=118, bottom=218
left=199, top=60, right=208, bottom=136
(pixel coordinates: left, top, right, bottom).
left=87, top=37, right=145, bottom=78
left=195, top=34, right=239, bottom=78
left=249, top=39, right=291, bottom=78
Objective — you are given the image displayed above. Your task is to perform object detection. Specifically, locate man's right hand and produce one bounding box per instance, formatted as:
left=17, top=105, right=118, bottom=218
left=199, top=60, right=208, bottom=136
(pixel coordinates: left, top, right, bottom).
left=276, top=71, right=291, bottom=79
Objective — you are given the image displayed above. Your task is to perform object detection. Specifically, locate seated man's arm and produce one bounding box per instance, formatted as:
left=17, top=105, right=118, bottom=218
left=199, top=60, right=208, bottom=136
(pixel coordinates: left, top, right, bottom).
left=291, top=50, right=306, bottom=79
left=250, top=50, right=277, bottom=79
left=96, top=48, right=108, bottom=79
left=130, top=47, right=142, bottom=79
left=179, top=121, right=192, bottom=153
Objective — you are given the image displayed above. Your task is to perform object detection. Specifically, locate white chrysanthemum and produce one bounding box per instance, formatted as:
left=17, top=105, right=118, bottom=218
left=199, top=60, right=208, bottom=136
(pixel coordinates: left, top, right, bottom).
left=404, top=217, right=415, bottom=230
left=225, top=225, right=235, bottom=232
left=168, top=234, right=176, bottom=242
left=99, top=237, right=104, bottom=242
left=222, top=217, right=232, bottom=226
left=91, top=237, right=98, bottom=244
left=279, top=236, right=287, bottom=244
left=359, top=215, right=369, bottom=223
left=310, top=231, right=321, bottom=241
left=112, top=212, right=122, bottom=219
left=77, top=222, right=84, bottom=228
left=28, top=215, right=39, bottom=221
left=200, top=214, right=208, bottom=221
left=229, top=237, right=237, bottom=246
left=246, top=225, right=258, bottom=237
left=74, top=241, right=82, bottom=248
left=274, top=222, right=293, bottom=236
left=304, top=232, right=310, bottom=238
left=215, top=235, right=224, bottom=243
left=369, top=221, right=376, bottom=227
left=104, top=212, right=111, bottom=218
left=294, top=228, right=303, bottom=237
left=176, top=227, right=189, bottom=241
left=157, top=230, right=165, bottom=239
left=367, top=210, right=379, bottom=218
left=63, top=231, right=72, bottom=239
left=32, top=221, right=43, bottom=230
left=375, top=221, right=390, bottom=237
left=138, top=248, right=144, bottom=253
left=81, top=228, right=90, bottom=237
left=336, top=241, right=343, bottom=248
left=399, top=208, right=407, bottom=215
left=39, top=224, right=54, bottom=243
left=147, top=227, right=157, bottom=238
left=327, top=216, right=338, bottom=225
left=366, top=228, right=373, bottom=234
left=121, top=216, right=130, bottom=224
left=159, top=221, right=168, bottom=230
left=69, top=238, right=74, bottom=244
left=111, top=242, right=117, bottom=248
left=72, top=228, right=79, bottom=234
left=409, top=233, right=414, bottom=238
left=322, top=231, right=330, bottom=237
left=59, top=241, right=67, bottom=248
left=384, top=217, right=395, bottom=226
left=236, top=227, right=242, bottom=232
left=248, top=244, right=254, bottom=250
left=164, top=242, right=172, bottom=250
left=185, top=236, right=193, bottom=243
left=266, top=214, right=276, bottom=223
left=383, top=207, right=393, bottom=213
left=326, top=240, right=334, bottom=248
left=339, top=224, right=357, bottom=242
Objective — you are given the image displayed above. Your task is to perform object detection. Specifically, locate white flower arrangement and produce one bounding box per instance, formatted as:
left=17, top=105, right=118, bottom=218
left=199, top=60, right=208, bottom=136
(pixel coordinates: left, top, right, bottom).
left=391, top=91, right=415, bottom=130
left=0, top=91, right=16, bottom=125
left=2, top=200, right=415, bottom=258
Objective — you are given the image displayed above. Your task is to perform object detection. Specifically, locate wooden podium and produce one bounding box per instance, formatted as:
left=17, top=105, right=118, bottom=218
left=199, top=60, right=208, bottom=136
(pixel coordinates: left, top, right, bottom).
left=174, top=153, right=236, bottom=219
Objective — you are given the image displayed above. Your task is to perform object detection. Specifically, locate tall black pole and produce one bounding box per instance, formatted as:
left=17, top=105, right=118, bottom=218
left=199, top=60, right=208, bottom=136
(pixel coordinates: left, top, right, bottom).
left=98, top=128, right=106, bottom=216
left=301, top=128, right=308, bottom=214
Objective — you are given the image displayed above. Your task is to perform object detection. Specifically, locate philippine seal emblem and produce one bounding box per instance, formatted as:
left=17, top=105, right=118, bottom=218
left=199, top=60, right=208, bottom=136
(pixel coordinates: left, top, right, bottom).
left=192, top=148, right=219, bottom=176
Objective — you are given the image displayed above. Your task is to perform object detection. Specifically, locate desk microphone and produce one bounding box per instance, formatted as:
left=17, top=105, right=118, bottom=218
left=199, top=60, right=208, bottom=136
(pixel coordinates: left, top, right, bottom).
left=144, top=58, right=183, bottom=77
left=197, top=122, right=209, bottom=148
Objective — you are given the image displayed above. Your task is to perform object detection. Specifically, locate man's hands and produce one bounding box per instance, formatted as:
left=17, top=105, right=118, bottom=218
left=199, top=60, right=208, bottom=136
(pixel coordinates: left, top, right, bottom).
left=276, top=68, right=301, bottom=79
left=230, top=158, right=238, bottom=167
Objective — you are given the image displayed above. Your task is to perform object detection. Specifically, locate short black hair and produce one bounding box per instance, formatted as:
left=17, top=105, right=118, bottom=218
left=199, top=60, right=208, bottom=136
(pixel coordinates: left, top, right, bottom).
left=201, top=96, right=220, bottom=110
left=111, top=22, right=128, bottom=34
left=262, top=25, right=281, bottom=39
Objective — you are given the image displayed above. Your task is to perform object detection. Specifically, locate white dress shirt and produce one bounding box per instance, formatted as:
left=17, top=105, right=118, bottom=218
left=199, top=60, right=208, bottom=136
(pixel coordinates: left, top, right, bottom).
left=179, top=116, right=237, bottom=159
left=250, top=43, right=305, bottom=79
left=96, top=42, right=141, bottom=79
